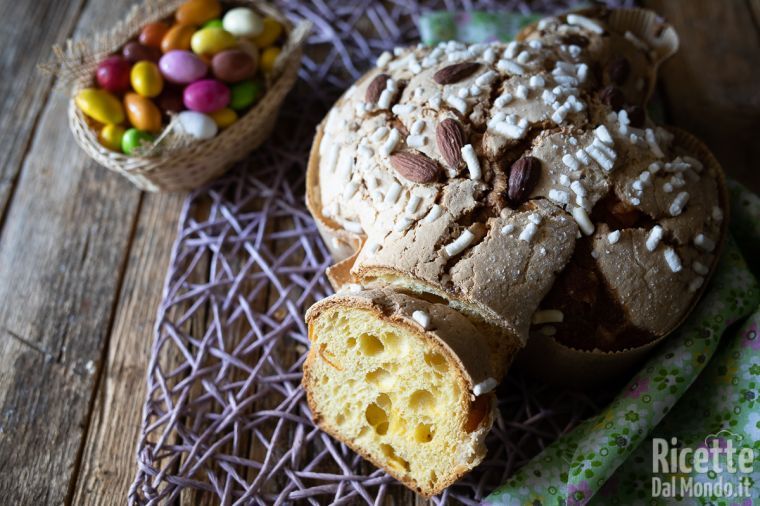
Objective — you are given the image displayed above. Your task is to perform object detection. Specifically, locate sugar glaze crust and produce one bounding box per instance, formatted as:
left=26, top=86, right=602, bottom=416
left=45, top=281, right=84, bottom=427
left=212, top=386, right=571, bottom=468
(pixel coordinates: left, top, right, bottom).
left=308, top=9, right=726, bottom=353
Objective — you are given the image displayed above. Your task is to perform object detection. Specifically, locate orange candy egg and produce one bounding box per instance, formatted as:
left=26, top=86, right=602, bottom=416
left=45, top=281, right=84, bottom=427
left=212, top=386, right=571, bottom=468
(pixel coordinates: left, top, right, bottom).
left=161, top=24, right=196, bottom=53
left=139, top=22, right=169, bottom=48
left=124, top=92, right=163, bottom=133
left=176, top=0, right=221, bottom=26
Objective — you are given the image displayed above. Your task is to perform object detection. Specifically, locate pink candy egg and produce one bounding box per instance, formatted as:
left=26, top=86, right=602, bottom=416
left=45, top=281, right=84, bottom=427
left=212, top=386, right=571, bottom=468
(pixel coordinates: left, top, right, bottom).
left=159, top=50, right=208, bottom=84
left=96, top=56, right=131, bottom=93
left=183, top=79, right=230, bottom=113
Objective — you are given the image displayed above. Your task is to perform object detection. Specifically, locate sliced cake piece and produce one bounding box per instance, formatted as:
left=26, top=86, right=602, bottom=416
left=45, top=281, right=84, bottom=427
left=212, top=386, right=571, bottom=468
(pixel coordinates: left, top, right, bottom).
left=303, top=289, right=496, bottom=497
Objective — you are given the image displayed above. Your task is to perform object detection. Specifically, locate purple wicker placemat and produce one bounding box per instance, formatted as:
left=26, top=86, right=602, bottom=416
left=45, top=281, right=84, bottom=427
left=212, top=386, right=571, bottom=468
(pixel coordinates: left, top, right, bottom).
left=128, top=1, right=633, bottom=504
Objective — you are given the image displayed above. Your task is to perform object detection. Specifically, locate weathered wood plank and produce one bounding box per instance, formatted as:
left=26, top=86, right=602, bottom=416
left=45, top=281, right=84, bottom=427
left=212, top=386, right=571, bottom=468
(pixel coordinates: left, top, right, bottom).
left=0, top=0, right=150, bottom=503
left=0, top=0, right=87, bottom=222
left=70, top=192, right=185, bottom=505
left=0, top=107, right=141, bottom=505
left=0, top=330, right=92, bottom=505
left=646, top=0, right=760, bottom=192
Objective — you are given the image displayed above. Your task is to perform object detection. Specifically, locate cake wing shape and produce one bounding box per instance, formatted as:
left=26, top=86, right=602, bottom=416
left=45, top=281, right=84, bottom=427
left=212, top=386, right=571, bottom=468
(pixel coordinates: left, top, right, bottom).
left=304, top=289, right=495, bottom=496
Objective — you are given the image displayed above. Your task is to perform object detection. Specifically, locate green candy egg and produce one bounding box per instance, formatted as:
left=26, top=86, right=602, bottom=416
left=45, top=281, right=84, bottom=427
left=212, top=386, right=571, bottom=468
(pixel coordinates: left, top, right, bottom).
left=229, top=80, right=264, bottom=110
left=121, top=128, right=155, bottom=155
left=203, top=19, right=224, bottom=29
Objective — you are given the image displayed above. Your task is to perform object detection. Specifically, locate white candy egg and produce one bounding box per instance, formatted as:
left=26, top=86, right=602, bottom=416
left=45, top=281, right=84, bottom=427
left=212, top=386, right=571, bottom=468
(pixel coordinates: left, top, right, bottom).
left=176, top=111, right=218, bottom=140
left=222, top=8, right=264, bottom=38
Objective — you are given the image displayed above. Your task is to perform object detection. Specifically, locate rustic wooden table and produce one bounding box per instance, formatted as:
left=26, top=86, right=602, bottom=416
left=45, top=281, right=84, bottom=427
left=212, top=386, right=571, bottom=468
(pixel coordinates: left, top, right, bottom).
left=0, top=1, right=757, bottom=504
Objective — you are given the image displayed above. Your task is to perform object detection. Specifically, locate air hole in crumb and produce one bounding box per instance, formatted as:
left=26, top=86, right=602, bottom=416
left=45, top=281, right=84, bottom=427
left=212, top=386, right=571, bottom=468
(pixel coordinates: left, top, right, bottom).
left=347, top=337, right=356, bottom=348
left=365, top=393, right=392, bottom=435
left=380, top=444, right=410, bottom=472
left=320, top=375, right=328, bottom=384
left=382, top=332, right=403, bottom=352
left=424, top=352, right=448, bottom=373
left=376, top=393, right=391, bottom=408
left=336, top=414, right=345, bottom=424
left=430, top=470, right=438, bottom=486
left=414, top=423, right=434, bottom=443
left=365, top=404, right=389, bottom=435
left=409, top=389, right=435, bottom=411
left=389, top=413, right=408, bottom=436
left=383, top=362, right=399, bottom=373
left=358, top=333, right=384, bottom=356
left=366, top=368, right=393, bottom=389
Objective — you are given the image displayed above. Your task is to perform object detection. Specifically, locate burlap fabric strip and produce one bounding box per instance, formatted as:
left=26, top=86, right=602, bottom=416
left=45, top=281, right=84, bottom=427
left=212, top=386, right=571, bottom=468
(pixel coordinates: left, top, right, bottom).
left=47, top=0, right=309, bottom=192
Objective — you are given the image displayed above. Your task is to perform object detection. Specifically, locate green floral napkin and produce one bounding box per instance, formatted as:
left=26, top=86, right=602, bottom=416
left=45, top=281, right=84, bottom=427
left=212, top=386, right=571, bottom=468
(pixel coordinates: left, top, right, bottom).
left=419, top=11, right=541, bottom=46
left=418, top=11, right=760, bottom=506
left=594, top=294, right=760, bottom=505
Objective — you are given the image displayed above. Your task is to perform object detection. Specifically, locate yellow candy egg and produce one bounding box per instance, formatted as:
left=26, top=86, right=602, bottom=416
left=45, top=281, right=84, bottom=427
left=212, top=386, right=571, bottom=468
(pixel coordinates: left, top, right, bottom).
left=251, top=17, right=282, bottom=48
left=209, top=107, right=237, bottom=128
left=130, top=61, right=164, bottom=98
left=259, top=46, right=280, bottom=74
left=190, top=27, right=237, bottom=56
left=99, top=124, right=126, bottom=152
left=75, top=88, right=125, bottom=124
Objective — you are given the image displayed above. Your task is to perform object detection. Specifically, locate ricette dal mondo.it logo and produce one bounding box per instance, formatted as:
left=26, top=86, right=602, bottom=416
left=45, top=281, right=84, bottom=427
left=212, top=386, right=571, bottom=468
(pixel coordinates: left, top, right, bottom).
left=651, top=430, right=755, bottom=500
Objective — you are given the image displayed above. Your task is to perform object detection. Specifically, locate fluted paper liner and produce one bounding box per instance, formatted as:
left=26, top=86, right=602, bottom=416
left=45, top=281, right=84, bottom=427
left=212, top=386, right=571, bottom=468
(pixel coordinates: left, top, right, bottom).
left=47, top=0, right=310, bottom=192
left=516, top=127, right=728, bottom=389
left=605, top=7, right=679, bottom=101
left=517, top=7, right=679, bottom=102
left=325, top=245, right=361, bottom=290
left=306, top=114, right=364, bottom=262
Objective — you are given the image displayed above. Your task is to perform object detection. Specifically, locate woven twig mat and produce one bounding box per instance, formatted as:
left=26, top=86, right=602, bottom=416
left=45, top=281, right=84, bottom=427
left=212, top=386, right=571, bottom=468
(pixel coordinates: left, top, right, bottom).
left=129, top=1, right=633, bottom=504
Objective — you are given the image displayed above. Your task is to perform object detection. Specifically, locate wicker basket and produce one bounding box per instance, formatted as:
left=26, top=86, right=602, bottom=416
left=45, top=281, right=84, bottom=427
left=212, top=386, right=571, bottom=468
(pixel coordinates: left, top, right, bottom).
left=53, top=0, right=309, bottom=192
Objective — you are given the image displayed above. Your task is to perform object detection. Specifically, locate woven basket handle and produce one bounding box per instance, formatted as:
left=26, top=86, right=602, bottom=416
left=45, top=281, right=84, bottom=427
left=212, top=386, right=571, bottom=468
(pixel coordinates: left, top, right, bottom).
left=272, top=21, right=311, bottom=81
